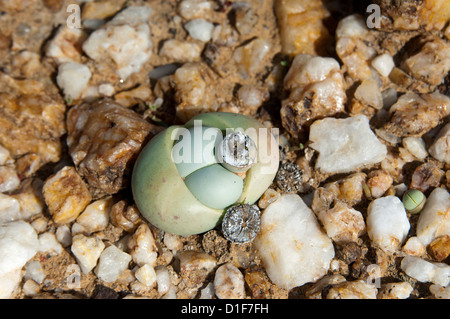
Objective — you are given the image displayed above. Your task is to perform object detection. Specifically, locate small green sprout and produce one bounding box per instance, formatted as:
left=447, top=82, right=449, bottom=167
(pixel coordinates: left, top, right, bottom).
left=402, top=189, right=426, bottom=214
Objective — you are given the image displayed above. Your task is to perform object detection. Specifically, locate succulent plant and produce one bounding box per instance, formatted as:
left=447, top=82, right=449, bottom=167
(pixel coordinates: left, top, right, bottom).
left=402, top=189, right=426, bottom=214
left=132, top=112, right=279, bottom=236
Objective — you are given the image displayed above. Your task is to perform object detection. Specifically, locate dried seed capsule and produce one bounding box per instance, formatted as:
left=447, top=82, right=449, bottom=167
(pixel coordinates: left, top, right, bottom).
left=222, top=204, right=261, bottom=244
left=216, top=131, right=257, bottom=173
left=276, top=160, right=303, bottom=193
left=402, top=189, right=426, bottom=214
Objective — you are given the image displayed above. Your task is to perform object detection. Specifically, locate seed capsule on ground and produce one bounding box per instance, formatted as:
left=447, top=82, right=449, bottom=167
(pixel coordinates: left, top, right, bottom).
left=222, top=204, right=261, bottom=244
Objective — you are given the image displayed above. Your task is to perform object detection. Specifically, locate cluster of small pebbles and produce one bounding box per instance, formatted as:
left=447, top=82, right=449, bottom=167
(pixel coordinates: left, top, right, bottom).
left=0, top=0, right=449, bottom=299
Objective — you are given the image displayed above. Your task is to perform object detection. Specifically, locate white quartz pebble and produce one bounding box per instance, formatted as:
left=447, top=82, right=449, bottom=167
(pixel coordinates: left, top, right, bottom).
left=24, top=260, right=45, bottom=284
left=0, top=221, right=39, bottom=276
left=0, top=166, right=20, bottom=193
left=402, top=137, right=428, bottom=160
left=184, top=19, right=214, bottom=42
left=314, top=201, right=366, bottom=244
left=0, top=194, right=21, bottom=224
left=428, top=123, right=450, bottom=164
left=39, top=232, right=63, bottom=255
left=309, top=115, right=387, bottom=174
left=71, top=234, right=105, bottom=274
left=178, top=0, right=213, bottom=19
left=163, top=233, right=184, bottom=252
left=82, top=6, right=153, bottom=80
left=22, top=279, right=40, bottom=297
left=0, top=221, right=39, bottom=298
left=56, top=62, right=91, bottom=100
left=0, top=145, right=11, bottom=166
left=155, top=266, right=171, bottom=296
left=95, top=245, right=131, bottom=283
left=401, top=256, right=450, bottom=286
left=0, top=270, right=22, bottom=299
left=56, top=225, right=72, bottom=247
left=159, top=39, right=202, bottom=62
left=430, top=284, right=450, bottom=299
left=128, top=223, right=158, bottom=267
left=108, top=6, right=152, bottom=26
left=371, top=53, right=395, bottom=77
left=367, top=196, right=410, bottom=253
left=402, top=236, right=426, bottom=256
left=254, top=194, right=334, bottom=290
left=73, top=198, right=112, bottom=234
left=336, top=14, right=367, bottom=38
left=200, top=282, right=215, bottom=299
left=45, top=27, right=86, bottom=64
left=416, top=187, right=450, bottom=246
left=161, top=285, right=177, bottom=299
left=135, top=264, right=157, bottom=287
left=213, top=263, right=245, bottom=299
left=233, top=38, right=271, bottom=77
left=354, top=79, right=383, bottom=109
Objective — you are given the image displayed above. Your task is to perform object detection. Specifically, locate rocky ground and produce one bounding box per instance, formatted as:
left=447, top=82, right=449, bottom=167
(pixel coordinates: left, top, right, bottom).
left=0, top=0, right=449, bottom=299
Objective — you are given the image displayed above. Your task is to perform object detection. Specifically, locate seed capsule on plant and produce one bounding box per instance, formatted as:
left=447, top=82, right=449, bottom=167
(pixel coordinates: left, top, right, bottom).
left=216, top=131, right=257, bottom=173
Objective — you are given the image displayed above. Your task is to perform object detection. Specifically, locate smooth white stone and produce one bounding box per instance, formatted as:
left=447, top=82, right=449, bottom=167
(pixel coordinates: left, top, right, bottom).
left=56, top=225, right=72, bottom=247
left=0, top=221, right=38, bottom=298
left=309, top=115, right=387, bottom=174
left=416, top=187, right=450, bottom=246
left=401, top=256, right=450, bottom=286
left=402, top=137, right=428, bottom=160
left=254, top=194, right=334, bottom=290
left=0, top=221, right=39, bottom=276
left=184, top=19, right=214, bottom=42
left=367, top=196, right=410, bottom=253
left=95, top=245, right=132, bottom=283
left=429, top=123, right=450, bottom=164
left=155, top=266, right=171, bottom=295
left=0, top=269, right=22, bottom=298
